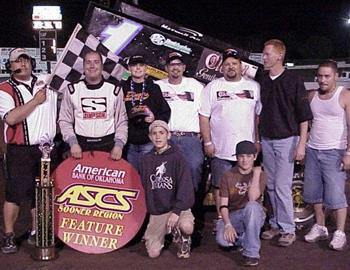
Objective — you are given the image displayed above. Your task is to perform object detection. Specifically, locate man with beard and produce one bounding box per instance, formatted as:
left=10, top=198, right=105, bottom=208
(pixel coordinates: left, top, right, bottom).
left=303, top=60, right=350, bottom=251
left=199, top=49, right=261, bottom=230
left=155, top=52, right=204, bottom=192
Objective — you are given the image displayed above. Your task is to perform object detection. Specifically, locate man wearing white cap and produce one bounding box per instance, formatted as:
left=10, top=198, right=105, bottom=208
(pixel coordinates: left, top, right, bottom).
left=0, top=48, right=57, bottom=253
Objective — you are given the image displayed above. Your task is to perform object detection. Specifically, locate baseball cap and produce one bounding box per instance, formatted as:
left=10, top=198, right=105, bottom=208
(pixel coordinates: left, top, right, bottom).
left=235, top=141, right=257, bottom=155
left=166, top=52, right=184, bottom=64
left=149, top=120, right=170, bottom=133
left=9, top=48, right=31, bottom=62
left=222, top=48, right=241, bottom=62
left=127, top=55, right=145, bottom=66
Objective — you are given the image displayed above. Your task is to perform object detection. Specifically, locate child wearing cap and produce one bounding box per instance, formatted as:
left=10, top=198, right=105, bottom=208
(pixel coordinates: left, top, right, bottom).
left=215, top=140, right=266, bottom=267
left=139, top=120, right=195, bottom=259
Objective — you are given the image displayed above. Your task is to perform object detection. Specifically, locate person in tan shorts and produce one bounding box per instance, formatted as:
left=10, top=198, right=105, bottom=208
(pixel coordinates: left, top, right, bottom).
left=139, top=120, right=195, bottom=258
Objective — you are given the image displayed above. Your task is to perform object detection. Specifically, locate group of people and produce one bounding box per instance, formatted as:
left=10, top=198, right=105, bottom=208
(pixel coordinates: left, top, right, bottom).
left=0, top=38, right=348, bottom=267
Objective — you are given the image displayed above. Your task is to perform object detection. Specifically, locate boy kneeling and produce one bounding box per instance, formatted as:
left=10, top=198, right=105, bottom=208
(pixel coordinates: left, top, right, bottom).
left=216, top=141, right=266, bottom=267
left=140, top=120, right=195, bottom=258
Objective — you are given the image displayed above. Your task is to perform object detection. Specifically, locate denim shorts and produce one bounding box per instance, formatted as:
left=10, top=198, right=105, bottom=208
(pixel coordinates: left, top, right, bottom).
left=303, top=147, right=348, bottom=209
left=211, top=157, right=236, bottom=188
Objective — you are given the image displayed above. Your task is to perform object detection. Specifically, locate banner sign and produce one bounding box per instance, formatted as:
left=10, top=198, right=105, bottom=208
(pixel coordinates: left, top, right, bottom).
left=83, top=3, right=261, bottom=83
left=53, top=151, right=146, bottom=254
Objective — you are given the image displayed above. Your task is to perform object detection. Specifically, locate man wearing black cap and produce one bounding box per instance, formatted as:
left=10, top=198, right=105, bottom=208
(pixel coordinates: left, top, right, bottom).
left=121, top=55, right=170, bottom=171
left=0, top=48, right=57, bottom=253
left=216, top=141, right=266, bottom=267
left=155, top=52, right=204, bottom=192
left=199, top=49, right=262, bottom=228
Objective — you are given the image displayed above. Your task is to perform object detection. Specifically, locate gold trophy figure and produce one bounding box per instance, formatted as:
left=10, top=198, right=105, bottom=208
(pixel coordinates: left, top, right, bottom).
left=32, top=139, right=57, bottom=260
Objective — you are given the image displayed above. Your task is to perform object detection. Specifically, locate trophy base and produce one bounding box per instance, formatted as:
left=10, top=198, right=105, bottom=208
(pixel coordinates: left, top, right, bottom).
left=32, top=247, right=57, bottom=261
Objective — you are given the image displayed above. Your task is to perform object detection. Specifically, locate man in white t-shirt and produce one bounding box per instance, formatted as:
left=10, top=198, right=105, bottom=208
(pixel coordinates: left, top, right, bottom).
left=155, top=52, right=204, bottom=192
left=199, top=49, right=261, bottom=224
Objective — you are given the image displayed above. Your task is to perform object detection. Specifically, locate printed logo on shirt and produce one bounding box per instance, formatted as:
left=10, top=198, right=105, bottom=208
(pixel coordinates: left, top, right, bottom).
left=124, top=92, right=150, bottom=101
left=149, top=161, right=173, bottom=190
left=81, top=97, right=107, bottom=119
left=162, top=91, right=194, bottom=102
left=216, top=90, right=255, bottom=101
left=229, top=181, right=249, bottom=196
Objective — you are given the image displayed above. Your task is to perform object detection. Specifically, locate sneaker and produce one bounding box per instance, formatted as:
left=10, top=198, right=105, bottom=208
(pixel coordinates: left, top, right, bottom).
left=177, top=235, right=191, bottom=259
left=261, top=227, right=280, bottom=240
left=329, top=230, right=347, bottom=251
left=241, top=255, right=259, bottom=267
left=1, top=233, right=18, bottom=254
left=278, top=233, right=296, bottom=247
left=171, top=227, right=181, bottom=244
left=304, top=224, right=329, bottom=243
left=27, top=230, right=36, bottom=246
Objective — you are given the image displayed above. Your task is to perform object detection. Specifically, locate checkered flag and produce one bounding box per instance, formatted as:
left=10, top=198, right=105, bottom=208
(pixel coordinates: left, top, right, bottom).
left=47, top=24, right=126, bottom=92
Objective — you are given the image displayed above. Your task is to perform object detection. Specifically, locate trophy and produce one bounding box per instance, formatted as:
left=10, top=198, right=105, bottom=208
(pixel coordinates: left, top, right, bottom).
left=32, top=138, right=57, bottom=260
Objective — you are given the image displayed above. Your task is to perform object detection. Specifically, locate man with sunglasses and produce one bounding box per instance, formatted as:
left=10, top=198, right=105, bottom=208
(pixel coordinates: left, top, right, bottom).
left=199, top=49, right=261, bottom=231
left=0, top=48, right=57, bottom=253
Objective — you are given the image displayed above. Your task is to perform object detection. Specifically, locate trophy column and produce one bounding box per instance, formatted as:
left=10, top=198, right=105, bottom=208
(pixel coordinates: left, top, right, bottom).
left=32, top=141, right=57, bottom=260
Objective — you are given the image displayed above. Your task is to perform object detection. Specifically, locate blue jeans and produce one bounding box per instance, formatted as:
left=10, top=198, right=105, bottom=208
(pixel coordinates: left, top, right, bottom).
left=170, top=136, right=204, bottom=191
left=216, top=201, right=265, bottom=258
left=211, top=158, right=237, bottom=188
left=262, top=136, right=297, bottom=234
left=126, top=142, right=154, bottom=172
left=304, top=147, right=348, bottom=209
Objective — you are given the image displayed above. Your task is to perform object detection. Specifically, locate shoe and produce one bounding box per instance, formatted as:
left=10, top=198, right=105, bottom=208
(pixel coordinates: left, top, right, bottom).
left=261, top=227, right=280, bottom=240
left=241, top=255, right=259, bottom=267
left=278, top=233, right=296, bottom=247
left=177, top=234, right=191, bottom=259
left=1, top=233, right=18, bottom=254
left=329, top=230, right=347, bottom=251
left=171, top=227, right=181, bottom=244
left=27, top=230, right=36, bottom=246
left=304, top=224, right=329, bottom=243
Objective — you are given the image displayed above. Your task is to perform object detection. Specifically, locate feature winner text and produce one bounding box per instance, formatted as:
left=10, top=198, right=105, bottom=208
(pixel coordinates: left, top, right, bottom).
left=60, top=217, right=123, bottom=249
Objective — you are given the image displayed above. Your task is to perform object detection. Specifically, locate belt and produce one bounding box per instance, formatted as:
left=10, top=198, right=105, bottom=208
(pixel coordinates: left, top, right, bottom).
left=171, top=131, right=199, bottom=137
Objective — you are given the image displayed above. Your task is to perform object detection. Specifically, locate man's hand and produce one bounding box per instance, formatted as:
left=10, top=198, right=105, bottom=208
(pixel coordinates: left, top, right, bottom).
left=110, top=146, right=122, bottom=160
left=144, top=110, right=155, bottom=123
left=204, top=144, right=215, bottom=158
left=294, top=142, right=305, bottom=161
left=167, top=213, right=179, bottom=231
left=223, top=224, right=237, bottom=244
left=33, top=89, right=46, bottom=105
left=70, top=143, right=82, bottom=159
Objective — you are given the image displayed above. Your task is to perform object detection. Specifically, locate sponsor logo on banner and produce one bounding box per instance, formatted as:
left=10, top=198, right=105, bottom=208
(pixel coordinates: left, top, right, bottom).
left=54, top=151, right=146, bottom=254
left=149, top=33, right=192, bottom=55
left=195, top=48, right=259, bottom=83
left=160, top=24, right=203, bottom=42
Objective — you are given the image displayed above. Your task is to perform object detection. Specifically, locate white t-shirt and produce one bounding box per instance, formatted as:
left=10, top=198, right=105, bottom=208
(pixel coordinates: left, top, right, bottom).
left=199, top=77, right=261, bottom=160
left=156, top=77, right=203, bottom=133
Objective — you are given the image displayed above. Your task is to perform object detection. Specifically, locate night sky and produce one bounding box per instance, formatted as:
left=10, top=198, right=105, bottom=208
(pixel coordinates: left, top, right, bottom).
left=1, top=0, right=350, bottom=60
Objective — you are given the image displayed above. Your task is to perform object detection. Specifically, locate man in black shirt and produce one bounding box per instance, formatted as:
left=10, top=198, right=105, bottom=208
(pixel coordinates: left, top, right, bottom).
left=258, top=39, right=313, bottom=247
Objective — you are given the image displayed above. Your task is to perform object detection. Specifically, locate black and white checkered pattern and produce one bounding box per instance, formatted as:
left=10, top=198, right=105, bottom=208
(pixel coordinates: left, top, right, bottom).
left=48, top=24, right=126, bottom=92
